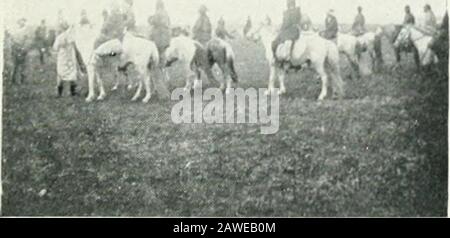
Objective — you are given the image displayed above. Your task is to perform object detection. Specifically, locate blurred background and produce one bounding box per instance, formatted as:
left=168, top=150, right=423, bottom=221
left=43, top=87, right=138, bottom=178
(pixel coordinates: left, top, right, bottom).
left=2, top=0, right=448, bottom=30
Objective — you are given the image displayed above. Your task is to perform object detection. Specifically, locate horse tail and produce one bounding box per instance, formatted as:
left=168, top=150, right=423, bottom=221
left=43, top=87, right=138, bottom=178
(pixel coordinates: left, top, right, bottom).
left=228, top=54, right=238, bottom=83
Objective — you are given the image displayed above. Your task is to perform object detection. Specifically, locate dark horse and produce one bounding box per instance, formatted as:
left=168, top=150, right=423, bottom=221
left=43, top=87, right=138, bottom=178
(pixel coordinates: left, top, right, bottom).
left=429, top=12, right=449, bottom=75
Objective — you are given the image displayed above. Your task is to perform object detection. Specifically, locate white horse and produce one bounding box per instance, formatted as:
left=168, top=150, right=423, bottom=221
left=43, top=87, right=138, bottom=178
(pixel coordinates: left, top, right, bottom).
left=394, top=25, right=438, bottom=67
left=335, top=31, right=383, bottom=76
left=246, top=22, right=344, bottom=100
left=73, top=26, right=161, bottom=103
left=164, top=35, right=238, bottom=93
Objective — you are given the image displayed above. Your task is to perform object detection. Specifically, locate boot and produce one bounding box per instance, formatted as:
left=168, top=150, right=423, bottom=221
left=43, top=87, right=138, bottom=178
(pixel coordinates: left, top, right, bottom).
left=57, top=85, right=63, bottom=97
left=70, top=83, right=78, bottom=96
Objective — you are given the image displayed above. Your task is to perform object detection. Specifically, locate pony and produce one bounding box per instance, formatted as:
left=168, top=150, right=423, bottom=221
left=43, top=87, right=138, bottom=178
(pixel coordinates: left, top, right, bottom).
left=429, top=12, right=449, bottom=74
left=379, top=24, right=420, bottom=69
left=246, top=21, right=344, bottom=100
left=72, top=24, right=161, bottom=103
left=164, top=35, right=238, bottom=93
left=394, top=25, right=438, bottom=68
left=336, top=31, right=383, bottom=75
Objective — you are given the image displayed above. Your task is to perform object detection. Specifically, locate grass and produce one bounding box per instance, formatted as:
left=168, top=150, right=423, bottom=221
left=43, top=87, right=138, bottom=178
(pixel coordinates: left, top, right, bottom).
left=1, top=36, right=447, bottom=216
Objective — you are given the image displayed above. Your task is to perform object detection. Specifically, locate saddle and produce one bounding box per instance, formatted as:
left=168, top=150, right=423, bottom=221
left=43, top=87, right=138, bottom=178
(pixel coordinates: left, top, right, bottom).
left=94, top=39, right=124, bottom=57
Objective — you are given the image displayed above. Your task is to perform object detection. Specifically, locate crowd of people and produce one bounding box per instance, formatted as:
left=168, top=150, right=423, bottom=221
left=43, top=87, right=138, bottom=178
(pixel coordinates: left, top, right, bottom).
left=4, top=0, right=444, bottom=94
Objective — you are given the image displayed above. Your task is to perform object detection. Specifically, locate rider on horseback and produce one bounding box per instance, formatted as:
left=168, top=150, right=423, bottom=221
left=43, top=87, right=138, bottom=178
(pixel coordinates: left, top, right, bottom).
left=271, top=0, right=301, bottom=65
left=352, top=6, right=366, bottom=36
left=323, top=9, right=338, bottom=41
left=94, top=0, right=136, bottom=58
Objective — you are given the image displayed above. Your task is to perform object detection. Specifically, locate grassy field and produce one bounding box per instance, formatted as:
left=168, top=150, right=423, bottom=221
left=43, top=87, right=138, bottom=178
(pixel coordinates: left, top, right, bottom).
left=2, top=36, right=448, bottom=216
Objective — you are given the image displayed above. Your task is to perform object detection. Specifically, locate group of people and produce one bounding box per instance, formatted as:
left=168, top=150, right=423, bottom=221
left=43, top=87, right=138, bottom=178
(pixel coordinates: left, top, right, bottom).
left=6, top=0, right=443, bottom=95
left=7, top=0, right=238, bottom=96
left=272, top=0, right=439, bottom=66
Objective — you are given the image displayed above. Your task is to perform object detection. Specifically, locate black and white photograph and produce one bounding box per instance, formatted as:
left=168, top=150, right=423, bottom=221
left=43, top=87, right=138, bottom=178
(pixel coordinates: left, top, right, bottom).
left=0, top=0, right=448, bottom=218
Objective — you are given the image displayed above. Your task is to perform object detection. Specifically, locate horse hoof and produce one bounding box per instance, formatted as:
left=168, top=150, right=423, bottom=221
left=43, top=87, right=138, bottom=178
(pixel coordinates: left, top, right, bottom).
left=225, top=88, right=232, bottom=95
left=111, top=86, right=118, bottom=91
left=142, top=96, right=151, bottom=103
left=278, top=89, right=286, bottom=95
left=265, top=89, right=273, bottom=96
left=97, top=95, right=106, bottom=101
left=86, top=96, right=94, bottom=103
left=127, top=85, right=134, bottom=91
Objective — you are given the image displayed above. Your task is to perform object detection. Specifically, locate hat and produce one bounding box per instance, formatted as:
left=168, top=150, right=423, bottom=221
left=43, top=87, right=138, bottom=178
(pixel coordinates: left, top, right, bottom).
left=287, top=0, right=296, bottom=9
left=17, top=18, right=27, bottom=24
left=156, top=0, right=165, bottom=10
left=199, top=5, right=208, bottom=13
left=328, top=9, right=335, bottom=15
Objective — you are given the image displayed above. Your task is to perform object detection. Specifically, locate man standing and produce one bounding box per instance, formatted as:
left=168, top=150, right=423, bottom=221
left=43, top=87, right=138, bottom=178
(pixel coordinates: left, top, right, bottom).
left=11, top=18, right=30, bottom=84
left=423, top=4, right=437, bottom=34
left=352, top=6, right=366, bottom=36
left=403, top=5, right=415, bottom=25
left=56, top=10, right=69, bottom=35
left=271, top=0, right=301, bottom=62
left=95, top=0, right=135, bottom=49
left=192, top=5, right=212, bottom=45
left=149, top=0, right=171, bottom=56
left=215, top=17, right=234, bottom=40
left=35, top=19, right=48, bottom=64
left=324, top=9, right=338, bottom=40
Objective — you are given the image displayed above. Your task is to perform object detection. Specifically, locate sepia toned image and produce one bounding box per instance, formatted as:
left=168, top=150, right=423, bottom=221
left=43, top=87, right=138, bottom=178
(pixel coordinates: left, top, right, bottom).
left=0, top=0, right=448, bottom=217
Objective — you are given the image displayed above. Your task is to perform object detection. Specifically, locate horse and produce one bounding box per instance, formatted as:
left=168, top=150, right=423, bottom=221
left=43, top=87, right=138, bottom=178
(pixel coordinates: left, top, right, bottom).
left=72, top=25, right=161, bottom=103
left=246, top=21, right=344, bottom=100
left=338, top=31, right=383, bottom=74
left=429, top=12, right=449, bottom=75
left=379, top=24, right=420, bottom=69
left=164, top=35, right=238, bottom=93
left=394, top=25, right=438, bottom=69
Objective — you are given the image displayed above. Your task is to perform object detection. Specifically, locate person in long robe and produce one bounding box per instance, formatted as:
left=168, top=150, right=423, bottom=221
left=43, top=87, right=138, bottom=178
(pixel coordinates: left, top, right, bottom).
left=53, top=27, right=80, bottom=97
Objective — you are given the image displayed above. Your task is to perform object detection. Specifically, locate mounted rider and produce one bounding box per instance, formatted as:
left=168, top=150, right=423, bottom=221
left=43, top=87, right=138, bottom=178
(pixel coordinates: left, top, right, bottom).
left=216, top=17, right=234, bottom=40
left=422, top=4, right=437, bottom=35
left=93, top=0, right=136, bottom=58
left=192, top=5, right=212, bottom=45
left=403, top=5, right=416, bottom=26
left=352, top=6, right=366, bottom=36
left=271, top=0, right=302, bottom=64
left=149, top=0, right=171, bottom=57
left=323, top=9, right=338, bottom=41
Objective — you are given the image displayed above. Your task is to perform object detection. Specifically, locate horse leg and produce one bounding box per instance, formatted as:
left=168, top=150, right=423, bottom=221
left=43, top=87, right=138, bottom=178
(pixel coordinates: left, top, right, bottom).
left=142, top=71, right=152, bottom=103
left=184, top=65, right=195, bottom=92
left=152, top=67, right=170, bottom=99
left=278, top=69, right=287, bottom=95
left=369, top=50, right=377, bottom=73
left=11, top=63, right=17, bottom=84
left=86, top=57, right=97, bottom=102
left=328, top=61, right=345, bottom=100
left=131, top=78, right=143, bottom=102
left=112, top=70, right=120, bottom=91
left=220, top=64, right=233, bottom=95
left=56, top=76, right=63, bottom=97
left=265, top=64, right=277, bottom=95
left=96, top=71, right=106, bottom=101
left=316, top=63, right=329, bottom=101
